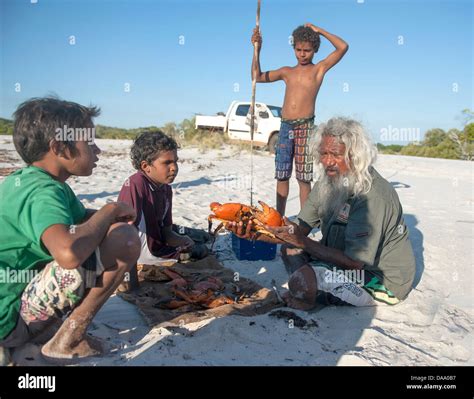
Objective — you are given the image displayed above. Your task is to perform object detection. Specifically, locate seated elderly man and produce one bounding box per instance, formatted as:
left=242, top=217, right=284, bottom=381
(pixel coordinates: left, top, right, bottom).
left=229, top=117, right=416, bottom=309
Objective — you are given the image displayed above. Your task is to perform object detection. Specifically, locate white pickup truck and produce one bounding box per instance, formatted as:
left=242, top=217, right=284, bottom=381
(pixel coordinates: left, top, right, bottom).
left=195, top=101, right=282, bottom=153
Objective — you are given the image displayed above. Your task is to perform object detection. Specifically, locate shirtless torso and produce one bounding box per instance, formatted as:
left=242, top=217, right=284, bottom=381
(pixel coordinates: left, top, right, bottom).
left=280, top=63, right=324, bottom=119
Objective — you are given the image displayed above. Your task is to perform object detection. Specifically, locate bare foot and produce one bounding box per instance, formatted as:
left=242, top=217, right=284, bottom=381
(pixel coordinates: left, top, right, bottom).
left=0, top=346, right=12, bottom=366
left=41, top=334, right=106, bottom=361
left=288, top=265, right=317, bottom=302
left=282, top=292, right=316, bottom=311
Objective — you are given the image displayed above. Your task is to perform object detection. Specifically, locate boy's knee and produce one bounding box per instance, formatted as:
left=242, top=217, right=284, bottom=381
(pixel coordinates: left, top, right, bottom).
left=106, top=223, right=141, bottom=263
left=288, top=265, right=318, bottom=304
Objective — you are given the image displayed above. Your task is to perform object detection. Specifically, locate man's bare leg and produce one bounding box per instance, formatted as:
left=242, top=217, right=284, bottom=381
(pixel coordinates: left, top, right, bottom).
left=41, top=223, right=140, bottom=359
left=281, top=244, right=311, bottom=274
left=283, top=265, right=318, bottom=310
left=297, top=180, right=311, bottom=210
left=276, top=179, right=290, bottom=216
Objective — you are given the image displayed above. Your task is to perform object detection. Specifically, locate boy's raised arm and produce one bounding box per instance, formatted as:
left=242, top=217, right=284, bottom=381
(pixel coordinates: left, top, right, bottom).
left=251, top=27, right=288, bottom=83
left=306, top=23, right=349, bottom=73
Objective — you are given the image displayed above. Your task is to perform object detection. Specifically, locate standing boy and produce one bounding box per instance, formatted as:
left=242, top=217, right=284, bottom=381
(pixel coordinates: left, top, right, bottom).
left=252, top=23, right=349, bottom=216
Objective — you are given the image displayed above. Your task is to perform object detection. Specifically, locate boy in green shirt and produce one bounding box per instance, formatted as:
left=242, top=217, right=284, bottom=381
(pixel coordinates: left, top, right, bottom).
left=0, top=97, right=140, bottom=361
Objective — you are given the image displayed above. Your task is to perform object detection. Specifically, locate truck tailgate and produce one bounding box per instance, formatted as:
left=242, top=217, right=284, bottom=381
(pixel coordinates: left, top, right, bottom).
left=195, top=115, right=226, bottom=129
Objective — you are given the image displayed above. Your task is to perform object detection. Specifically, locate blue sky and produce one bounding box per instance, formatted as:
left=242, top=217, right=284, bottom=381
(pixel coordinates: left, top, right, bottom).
left=1, top=0, right=472, bottom=143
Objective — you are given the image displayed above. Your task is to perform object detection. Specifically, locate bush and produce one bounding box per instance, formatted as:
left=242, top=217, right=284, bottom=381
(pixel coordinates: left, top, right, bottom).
left=377, top=143, right=403, bottom=154
left=0, top=118, right=13, bottom=135
left=95, top=125, right=139, bottom=140
left=170, top=117, right=229, bottom=151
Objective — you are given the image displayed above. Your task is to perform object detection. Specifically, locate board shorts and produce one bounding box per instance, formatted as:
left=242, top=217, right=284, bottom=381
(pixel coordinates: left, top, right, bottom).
left=0, top=248, right=104, bottom=348
left=311, top=262, right=400, bottom=307
left=275, top=116, right=315, bottom=182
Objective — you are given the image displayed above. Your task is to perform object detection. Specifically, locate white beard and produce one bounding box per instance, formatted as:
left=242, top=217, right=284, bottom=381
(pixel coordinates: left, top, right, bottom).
left=314, top=173, right=355, bottom=220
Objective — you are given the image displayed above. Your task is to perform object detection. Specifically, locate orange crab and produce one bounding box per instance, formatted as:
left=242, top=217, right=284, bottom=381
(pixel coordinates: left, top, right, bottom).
left=156, top=268, right=237, bottom=310
left=208, top=200, right=284, bottom=241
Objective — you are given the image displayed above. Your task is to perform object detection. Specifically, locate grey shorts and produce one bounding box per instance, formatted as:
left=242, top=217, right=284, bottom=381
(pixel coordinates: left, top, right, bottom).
left=0, top=248, right=104, bottom=348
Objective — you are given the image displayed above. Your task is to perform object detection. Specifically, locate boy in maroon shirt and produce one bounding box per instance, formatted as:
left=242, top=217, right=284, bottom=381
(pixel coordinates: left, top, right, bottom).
left=118, top=131, right=208, bottom=268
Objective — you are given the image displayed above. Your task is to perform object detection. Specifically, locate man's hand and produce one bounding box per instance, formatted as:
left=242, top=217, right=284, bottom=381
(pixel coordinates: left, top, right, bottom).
left=304, top=23, right=320, bottom=33
left=251, top=27, right=262, bottom=50
left=110, top=202, right=136, bottom=224
left=226, top=220, right=256, bottom=240
left=226, top=220, right=286, bottom=245
left=265, top=217, right=307, bottom=248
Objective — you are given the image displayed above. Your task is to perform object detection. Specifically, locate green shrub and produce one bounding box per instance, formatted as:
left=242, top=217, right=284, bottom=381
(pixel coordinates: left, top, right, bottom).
left=0, top=118, right=13, bottom=135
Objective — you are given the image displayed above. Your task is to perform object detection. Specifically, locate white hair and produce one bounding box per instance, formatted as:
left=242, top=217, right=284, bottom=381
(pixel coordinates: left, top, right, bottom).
left=311, top=117, right=377, bottom=196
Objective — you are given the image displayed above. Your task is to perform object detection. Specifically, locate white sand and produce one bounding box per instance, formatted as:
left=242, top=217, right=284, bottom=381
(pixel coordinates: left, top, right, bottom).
left=0, top=136, right=472, bottom=366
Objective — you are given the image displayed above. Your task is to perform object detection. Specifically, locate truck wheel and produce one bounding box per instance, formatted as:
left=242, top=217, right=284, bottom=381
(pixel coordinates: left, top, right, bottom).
left=268, top=133, right=278, bottom=154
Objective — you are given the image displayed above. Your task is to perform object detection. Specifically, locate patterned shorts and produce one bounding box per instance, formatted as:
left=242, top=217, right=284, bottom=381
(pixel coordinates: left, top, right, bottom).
left=275, top=116, right=315, bottom=182
left=20, top=248, right=104, bottom=324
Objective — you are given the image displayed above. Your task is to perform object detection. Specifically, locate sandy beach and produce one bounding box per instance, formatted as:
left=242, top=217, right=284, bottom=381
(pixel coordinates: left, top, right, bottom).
left=0, top=136, right=472, bottom=366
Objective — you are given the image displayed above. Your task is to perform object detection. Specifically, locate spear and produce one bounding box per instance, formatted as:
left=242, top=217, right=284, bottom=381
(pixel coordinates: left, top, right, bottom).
left=249, top=0, right=261, bottom=206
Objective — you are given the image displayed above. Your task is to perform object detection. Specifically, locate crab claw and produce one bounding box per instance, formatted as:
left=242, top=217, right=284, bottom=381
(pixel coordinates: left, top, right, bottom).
left=254, top=201, right=284, bottom=227
left=210, top=202, right=221, bottom=211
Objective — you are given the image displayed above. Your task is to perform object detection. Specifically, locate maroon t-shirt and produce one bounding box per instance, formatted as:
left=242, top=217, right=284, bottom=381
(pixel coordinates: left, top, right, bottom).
left=118, top=171, right=175, bottom=257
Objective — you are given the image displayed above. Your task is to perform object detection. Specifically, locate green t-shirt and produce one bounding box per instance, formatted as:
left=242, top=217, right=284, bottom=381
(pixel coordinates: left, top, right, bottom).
left=297, top=167, right=416, bottom=300
left=0, top=166, right=86, bottom=340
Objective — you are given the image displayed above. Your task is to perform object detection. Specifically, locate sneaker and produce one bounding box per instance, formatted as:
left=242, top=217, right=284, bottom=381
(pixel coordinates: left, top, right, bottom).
left=190, top=244, right=209, bottom=260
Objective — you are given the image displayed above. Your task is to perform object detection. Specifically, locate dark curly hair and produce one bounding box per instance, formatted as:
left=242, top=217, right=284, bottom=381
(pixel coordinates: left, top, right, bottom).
left=292, top=25, right=321, bottom=52
left=13, top=97, right=100, bottom=164
left=130, top=130, right=178, bottom=170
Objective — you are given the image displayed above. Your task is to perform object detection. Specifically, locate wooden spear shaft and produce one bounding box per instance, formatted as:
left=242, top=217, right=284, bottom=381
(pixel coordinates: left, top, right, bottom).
left=250, top=0, right=261, bottom=206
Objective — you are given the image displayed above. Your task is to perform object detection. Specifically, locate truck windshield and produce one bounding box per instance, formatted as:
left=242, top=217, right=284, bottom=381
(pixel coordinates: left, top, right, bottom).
left=268, top=106, right=282, bottom=118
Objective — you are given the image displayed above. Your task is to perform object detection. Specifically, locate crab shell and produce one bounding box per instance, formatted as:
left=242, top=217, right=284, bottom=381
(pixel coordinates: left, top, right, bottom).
left=209, top=202, right=253, bottom=222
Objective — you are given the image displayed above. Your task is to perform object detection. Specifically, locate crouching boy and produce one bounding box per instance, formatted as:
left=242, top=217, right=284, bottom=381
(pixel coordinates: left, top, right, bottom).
left=0, top=97, right=141, bottom=361
left=118, top=131, right=208, bottom=270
